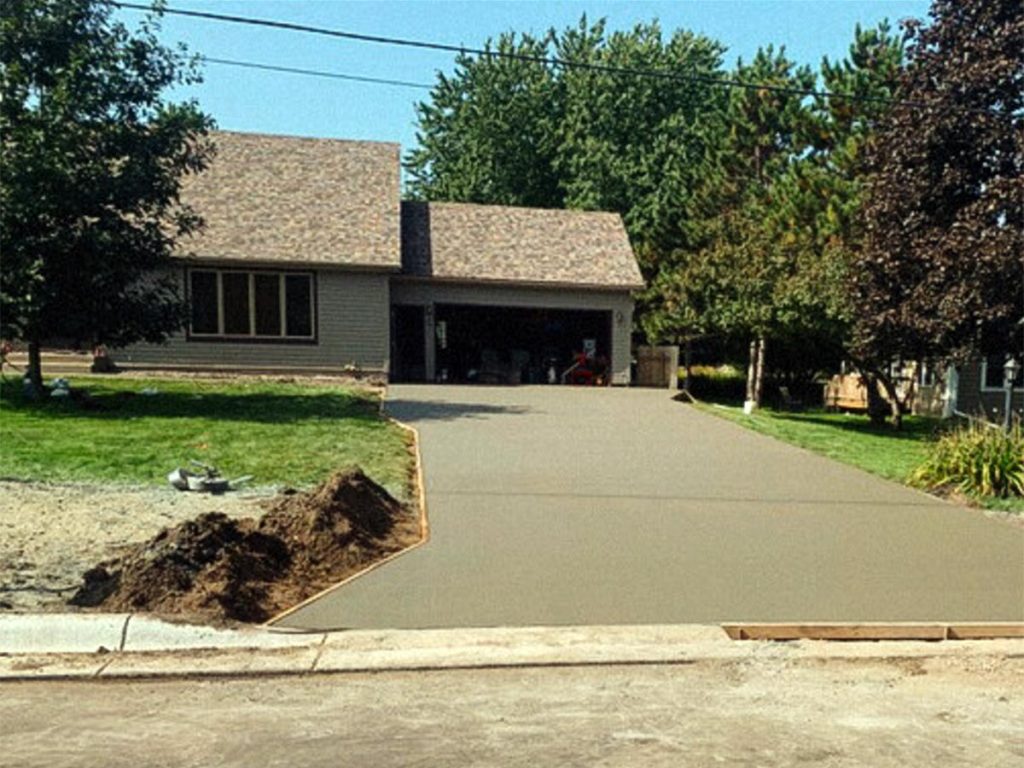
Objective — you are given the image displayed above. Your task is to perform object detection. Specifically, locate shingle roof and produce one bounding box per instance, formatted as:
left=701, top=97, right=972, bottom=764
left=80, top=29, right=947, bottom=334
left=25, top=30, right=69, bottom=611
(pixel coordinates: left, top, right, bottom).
left=400, top=201, right=644, bottom=290
left=178, top=131, right=400, bottom=269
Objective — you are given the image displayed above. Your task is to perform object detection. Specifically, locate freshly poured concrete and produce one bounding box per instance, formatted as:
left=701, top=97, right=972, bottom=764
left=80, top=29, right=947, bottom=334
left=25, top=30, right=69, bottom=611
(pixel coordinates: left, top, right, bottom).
left=277, top=386, right=1024, bottom=630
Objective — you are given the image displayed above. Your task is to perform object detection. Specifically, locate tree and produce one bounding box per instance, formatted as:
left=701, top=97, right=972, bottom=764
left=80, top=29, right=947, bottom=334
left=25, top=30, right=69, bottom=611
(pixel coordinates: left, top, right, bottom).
left=851, top=0, right=1024, bottom=427
left=650, top=24, right=904, bottom=405
left=405, top=16, right=728, bottom=275
left=0, top=0, right=214, bottom=389
left=758, top=24, right=905, bottom=395
left=658, top=47, right=816, bottom=408
left=550, top=18, right=726, bottom=269
left=405, top=31, right=561, bottom=208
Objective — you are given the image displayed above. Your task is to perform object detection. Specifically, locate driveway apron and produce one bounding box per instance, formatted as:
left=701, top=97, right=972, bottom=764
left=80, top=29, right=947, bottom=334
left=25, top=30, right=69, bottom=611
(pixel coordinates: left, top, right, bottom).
left=276, top=385, right=1024, bottom=630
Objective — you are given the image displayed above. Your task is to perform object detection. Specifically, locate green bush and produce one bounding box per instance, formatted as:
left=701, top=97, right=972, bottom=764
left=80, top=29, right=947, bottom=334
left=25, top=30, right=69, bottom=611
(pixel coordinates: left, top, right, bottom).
left=911, top=420, right=1024, bottom=499
left=683, top=365, right=747, bottom=405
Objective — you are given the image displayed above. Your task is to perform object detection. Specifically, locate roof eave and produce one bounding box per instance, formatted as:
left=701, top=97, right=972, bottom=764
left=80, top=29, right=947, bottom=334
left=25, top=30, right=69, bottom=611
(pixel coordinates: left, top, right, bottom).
left=392, top=273, right=644, bottom=292
left=172, top=254, right=402, bottom=273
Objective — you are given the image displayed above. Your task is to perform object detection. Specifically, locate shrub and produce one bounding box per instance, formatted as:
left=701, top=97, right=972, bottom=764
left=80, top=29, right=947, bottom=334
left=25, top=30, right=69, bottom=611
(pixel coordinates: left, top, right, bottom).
left=911, top=419, right=1024, bottom=499
left=683, top=365, right=747, bottom=404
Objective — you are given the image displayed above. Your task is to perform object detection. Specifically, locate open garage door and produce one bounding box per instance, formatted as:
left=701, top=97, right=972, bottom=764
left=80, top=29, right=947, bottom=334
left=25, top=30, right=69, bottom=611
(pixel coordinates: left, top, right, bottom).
left=433, top=304, right=612, bottom=385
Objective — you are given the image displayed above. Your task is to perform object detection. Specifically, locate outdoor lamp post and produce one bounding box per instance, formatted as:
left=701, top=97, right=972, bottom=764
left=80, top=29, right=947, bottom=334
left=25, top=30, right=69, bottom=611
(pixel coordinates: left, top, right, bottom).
left=1003, top=356, right=1020, bottom=430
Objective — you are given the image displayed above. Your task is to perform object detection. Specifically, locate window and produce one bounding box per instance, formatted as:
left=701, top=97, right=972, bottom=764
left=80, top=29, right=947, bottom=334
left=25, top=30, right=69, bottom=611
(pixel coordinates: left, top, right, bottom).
left=254, top=274, right=282, bottom=336
left=221, top=272, right=251, bottom=335
left=188, top=269, right=315, bottom=341
left=189, top=271, right=218, bottom=334
left=982, top=353, right=1024, bottom=390
left=285, top=275, right=313, bottom=337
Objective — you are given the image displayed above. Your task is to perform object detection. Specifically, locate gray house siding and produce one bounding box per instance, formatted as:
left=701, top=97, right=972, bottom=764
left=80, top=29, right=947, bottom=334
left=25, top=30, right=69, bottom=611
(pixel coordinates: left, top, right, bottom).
left=390, top=278, right=634, bottom=385
left=117, top=267, right=392, bottom=375
left=957, top=359, right=1024, bottom=421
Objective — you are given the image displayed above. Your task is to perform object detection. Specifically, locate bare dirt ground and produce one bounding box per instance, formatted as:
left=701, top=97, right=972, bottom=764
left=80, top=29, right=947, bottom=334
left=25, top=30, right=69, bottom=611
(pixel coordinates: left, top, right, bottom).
left=1, top=470, right=421, bottom=624
left=2, top=653, right=1022, bottom=767
left=0, top=480, right=272, bottom=612
left=70, top=469, right=421, bottom=623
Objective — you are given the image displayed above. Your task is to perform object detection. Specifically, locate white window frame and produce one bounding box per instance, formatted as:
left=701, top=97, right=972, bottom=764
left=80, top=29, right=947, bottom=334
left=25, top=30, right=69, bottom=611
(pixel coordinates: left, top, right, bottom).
left=187, top=268, right=315, bottom=341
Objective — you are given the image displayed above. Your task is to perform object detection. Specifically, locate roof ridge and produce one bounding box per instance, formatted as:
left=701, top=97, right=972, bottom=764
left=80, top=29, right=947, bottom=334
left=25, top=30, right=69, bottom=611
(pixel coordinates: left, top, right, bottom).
left=402, top=199, right=622, bottom=218
left=211, top=129, right=401, bottom=150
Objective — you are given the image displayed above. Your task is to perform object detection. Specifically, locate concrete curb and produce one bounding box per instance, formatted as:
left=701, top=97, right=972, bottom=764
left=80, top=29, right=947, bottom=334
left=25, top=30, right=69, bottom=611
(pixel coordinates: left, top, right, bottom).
left=0, top=614, right=320, bottom=655
left=2, top=617, right=1023, bottom=682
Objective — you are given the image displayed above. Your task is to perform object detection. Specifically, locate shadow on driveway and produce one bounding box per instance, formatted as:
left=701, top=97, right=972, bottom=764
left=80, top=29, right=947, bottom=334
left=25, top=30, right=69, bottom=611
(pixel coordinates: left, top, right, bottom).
left=385, top=397, right=533, bottom=422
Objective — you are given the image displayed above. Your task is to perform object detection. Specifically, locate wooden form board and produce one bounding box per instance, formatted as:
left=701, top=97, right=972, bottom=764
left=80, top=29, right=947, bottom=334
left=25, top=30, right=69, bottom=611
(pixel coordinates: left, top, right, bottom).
left=722, top=623, right=1024, bottom=641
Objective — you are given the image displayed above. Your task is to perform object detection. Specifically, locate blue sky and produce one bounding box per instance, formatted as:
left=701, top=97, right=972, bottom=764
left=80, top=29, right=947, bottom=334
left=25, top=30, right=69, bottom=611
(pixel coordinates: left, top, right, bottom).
left=118, top=1, right=932, bottom=150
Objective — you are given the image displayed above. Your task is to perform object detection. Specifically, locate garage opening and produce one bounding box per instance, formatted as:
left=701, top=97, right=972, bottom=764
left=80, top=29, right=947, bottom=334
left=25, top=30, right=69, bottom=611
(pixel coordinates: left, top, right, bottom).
left=433, top=304, right=612, bottom=385
left=391, top=305, right=426, bottom=383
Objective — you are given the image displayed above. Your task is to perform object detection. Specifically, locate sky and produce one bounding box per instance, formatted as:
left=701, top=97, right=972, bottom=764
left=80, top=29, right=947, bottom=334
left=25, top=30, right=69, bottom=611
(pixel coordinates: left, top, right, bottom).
left=115, top=0, right=932, bottom=151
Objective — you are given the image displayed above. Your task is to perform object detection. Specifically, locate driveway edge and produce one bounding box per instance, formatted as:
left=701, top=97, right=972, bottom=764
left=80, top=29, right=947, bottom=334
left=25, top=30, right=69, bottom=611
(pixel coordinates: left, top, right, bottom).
left=263, top=416, right=431, bottom=628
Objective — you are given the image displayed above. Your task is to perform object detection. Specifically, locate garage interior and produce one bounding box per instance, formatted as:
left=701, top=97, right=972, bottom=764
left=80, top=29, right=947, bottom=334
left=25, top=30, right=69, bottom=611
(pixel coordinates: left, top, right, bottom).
left=391, top=303, right=613, bottom=385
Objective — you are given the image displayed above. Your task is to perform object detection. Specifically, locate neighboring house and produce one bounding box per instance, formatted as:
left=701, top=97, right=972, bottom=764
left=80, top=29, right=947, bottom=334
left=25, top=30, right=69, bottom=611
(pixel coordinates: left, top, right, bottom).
left=826, top=355, right=1023, bottom=422
left=952, top=354, right=1024, bottom=422
left=117, top=131, right=643, bottom=384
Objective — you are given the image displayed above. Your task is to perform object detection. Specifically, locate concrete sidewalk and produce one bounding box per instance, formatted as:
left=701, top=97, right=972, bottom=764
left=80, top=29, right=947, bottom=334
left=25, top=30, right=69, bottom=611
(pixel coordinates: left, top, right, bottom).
left=3, top=614, right=1023, bottom=681
left=276, top=386, right=1024, bottom=630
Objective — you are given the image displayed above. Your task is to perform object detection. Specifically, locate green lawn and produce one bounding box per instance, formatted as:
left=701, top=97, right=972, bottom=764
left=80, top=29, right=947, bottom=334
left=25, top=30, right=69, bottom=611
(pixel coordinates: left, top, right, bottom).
left=0, top=376, right=412, bottom=498
left=699, top=403, right=1023, bottom=514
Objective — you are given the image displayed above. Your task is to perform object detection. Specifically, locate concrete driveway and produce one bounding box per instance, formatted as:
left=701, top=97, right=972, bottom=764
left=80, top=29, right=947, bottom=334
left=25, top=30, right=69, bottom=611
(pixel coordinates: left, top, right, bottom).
left=277, top=385, right=1024, bottom=630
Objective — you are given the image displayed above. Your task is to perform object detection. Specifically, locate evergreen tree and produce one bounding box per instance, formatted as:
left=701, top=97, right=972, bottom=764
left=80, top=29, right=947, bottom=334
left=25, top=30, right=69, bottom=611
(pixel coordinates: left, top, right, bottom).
left=405, top=16, right=727, bottom=279
left=661, top=47, right=815, bottom=407
left=648, top=25, right=904, bottom=403
left=404, top=31, right=561, bottom=208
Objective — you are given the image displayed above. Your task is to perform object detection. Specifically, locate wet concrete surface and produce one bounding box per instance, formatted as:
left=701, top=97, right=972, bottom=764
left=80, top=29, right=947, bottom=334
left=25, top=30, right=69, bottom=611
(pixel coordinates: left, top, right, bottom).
left=277, top=386, right=1024, bottom=630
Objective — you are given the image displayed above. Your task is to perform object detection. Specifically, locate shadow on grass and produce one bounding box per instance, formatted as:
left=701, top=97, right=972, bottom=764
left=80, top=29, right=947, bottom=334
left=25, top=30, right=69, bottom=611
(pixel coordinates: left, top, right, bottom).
left=0, top=380, right=380, bottom=425
left=765, top=411, right=943, bottom=442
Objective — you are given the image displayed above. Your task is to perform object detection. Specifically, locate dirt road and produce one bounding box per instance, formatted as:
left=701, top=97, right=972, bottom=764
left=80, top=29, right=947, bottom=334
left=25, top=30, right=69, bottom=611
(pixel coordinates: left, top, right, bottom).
left=4, top=654, right=1022, bottom=767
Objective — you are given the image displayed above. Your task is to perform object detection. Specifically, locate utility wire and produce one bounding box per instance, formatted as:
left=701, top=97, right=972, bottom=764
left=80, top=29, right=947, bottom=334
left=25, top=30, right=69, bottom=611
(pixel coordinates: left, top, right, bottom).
left=202, top=56, right=432, bottom=90
left=6, top=25, right=433, bottom=90
left=110, top=0, right=958, bottom=113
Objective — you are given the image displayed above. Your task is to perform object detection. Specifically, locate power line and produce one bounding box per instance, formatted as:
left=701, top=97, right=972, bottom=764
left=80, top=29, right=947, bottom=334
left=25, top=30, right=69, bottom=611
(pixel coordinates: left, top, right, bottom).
left=201, top=56, right=432, bottom=90
left=7, top=24, right=434, bottom=90
left=110, top=0, right=951, bottom=113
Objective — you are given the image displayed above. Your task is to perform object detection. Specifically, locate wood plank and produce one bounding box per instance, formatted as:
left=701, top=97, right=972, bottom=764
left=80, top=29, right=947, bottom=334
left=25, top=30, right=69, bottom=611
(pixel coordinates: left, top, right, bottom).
left=947, top=624, right=1024, bottom=640
left=722, top=624, right=949, bottom=641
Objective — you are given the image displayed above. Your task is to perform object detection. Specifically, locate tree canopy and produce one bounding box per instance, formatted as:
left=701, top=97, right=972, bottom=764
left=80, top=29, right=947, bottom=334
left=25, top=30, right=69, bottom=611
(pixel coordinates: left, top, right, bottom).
left=405, top=14, right=907, bottom=408
left=851, top=0, right=1024, bottom=391
left=0, top=0, right=214, bottom=386
left=406, top=16, right=727, bottom=274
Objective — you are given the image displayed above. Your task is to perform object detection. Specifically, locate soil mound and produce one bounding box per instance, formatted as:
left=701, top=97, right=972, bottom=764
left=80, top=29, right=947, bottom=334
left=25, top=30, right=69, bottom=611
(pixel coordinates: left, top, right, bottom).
left=70, top=468, right=420, bottom=623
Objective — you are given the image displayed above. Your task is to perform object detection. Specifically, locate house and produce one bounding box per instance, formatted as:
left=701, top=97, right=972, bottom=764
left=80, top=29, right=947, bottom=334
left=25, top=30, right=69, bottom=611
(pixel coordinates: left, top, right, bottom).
left=949, top=354, right=1024, bottom=422
left=824, top=355, right=1023, bottom=423
left=116, top=131, right=643, bottom=384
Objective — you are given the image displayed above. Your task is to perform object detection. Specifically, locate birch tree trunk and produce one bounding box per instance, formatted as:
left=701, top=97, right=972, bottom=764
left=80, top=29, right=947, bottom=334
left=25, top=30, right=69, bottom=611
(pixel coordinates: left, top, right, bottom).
left=745, top=338, right=758, bottom=406
left=753, top=337, right=767, bottom=407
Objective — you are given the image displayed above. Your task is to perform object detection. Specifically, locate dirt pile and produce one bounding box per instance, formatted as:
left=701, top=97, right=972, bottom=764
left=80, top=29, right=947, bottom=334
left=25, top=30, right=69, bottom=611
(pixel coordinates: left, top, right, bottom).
left=70, top=468, right=420, bottom=623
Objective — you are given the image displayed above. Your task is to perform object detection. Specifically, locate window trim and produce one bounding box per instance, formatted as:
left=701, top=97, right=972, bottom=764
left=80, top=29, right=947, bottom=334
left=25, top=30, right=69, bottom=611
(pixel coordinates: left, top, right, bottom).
left=980, top=354, right=1024, bottom=392
left=185, top=267, right=318, bottom=345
